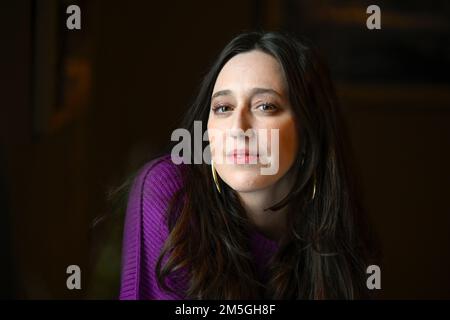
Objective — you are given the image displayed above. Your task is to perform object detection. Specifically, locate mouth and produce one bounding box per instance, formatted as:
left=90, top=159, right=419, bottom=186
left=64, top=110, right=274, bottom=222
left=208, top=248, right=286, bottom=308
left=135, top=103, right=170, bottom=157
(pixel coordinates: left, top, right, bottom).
left=226, top=149, right=259, bottom=164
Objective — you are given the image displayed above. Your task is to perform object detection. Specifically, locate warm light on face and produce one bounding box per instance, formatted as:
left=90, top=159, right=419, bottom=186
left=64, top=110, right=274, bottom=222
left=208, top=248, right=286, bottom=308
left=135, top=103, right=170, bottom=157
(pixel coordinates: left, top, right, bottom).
left=207, top=50, right=299, bottom=192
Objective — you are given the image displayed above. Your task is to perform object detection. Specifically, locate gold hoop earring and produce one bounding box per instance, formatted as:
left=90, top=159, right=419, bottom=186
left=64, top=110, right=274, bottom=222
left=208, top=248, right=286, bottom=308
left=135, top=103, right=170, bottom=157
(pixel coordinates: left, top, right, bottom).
left=311, top=174, right=316, bottom=201
left=211, top=159, right=221, bottom=194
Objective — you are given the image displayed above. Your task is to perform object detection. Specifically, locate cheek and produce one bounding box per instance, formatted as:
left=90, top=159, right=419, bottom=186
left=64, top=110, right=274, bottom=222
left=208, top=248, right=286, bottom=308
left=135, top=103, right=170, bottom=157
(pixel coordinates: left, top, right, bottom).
left=207, top=117, right=219, bottom=156
left=207, top=119, right=225, bottom=160
left=262, top=115, right=298, bottom=149
left=206, top=115, right=214, bottom=133
left=278, top=120, right=298, bottom=161
left=265, top=117, right=298, bottom=173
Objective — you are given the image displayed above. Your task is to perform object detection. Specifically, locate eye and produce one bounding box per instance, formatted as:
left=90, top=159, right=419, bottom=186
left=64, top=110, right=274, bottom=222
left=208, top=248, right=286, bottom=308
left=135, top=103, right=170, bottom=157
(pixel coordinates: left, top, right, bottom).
left=257, top=103, right=277, bottom=113
left=212, top=105, right=232, bottom=114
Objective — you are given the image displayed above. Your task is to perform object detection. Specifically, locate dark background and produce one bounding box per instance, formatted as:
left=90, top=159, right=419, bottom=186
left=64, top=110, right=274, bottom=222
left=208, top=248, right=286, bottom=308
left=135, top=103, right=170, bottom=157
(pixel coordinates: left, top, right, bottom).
left=1, top=0, right=449, bottom=299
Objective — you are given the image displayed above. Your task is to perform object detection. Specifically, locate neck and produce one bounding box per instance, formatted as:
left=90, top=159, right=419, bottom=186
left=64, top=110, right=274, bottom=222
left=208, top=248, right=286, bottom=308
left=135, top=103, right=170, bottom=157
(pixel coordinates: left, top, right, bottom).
left=237, top=173, right=294, bottom=243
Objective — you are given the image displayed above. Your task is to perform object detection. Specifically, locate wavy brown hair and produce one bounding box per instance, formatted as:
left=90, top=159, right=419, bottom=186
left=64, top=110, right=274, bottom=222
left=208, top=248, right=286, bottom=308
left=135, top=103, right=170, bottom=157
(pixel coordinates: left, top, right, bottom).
left=154, top=31, right=378, bottom=299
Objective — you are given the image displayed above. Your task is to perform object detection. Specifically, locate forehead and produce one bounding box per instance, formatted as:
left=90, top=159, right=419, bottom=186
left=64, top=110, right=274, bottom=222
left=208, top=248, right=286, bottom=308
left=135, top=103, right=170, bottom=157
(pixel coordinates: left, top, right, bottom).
left=213, top=50, right=288, bottom=95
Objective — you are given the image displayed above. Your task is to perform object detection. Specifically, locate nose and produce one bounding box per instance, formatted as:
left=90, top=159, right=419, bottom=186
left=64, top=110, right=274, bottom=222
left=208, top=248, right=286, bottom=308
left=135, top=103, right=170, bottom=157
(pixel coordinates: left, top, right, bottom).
left=229, top=105, right=254, bottom=138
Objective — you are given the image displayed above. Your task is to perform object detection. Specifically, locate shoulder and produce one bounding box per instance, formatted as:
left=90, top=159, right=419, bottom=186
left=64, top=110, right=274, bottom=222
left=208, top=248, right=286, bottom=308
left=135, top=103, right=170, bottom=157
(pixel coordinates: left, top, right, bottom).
left=125, top=153, right=188, bottom=236
left=120, top=154, right=188, bottom=299
left=128, top=154, right=186, bottom=209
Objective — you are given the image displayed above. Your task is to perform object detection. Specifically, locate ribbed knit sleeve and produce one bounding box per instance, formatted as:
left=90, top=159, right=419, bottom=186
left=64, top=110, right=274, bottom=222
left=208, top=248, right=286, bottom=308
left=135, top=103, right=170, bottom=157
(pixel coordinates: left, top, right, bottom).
left=119, top=155, right=188, bottom=300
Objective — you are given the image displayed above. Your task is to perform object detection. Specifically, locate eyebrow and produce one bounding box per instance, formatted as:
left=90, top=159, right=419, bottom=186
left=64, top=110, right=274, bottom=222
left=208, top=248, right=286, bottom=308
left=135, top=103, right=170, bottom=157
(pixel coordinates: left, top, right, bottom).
left=211, top=87, right=282, bottom=100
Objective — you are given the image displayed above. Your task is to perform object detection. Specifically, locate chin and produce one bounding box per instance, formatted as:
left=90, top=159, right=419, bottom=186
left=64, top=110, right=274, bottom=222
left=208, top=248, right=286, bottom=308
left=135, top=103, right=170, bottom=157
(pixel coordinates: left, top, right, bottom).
left=221, top=171, right=275, bottom=193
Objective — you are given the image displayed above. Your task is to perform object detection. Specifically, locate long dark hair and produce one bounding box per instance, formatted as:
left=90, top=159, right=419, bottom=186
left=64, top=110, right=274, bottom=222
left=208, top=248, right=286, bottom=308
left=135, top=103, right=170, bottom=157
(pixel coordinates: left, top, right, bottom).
left=154, top=31, right=378, bottom=299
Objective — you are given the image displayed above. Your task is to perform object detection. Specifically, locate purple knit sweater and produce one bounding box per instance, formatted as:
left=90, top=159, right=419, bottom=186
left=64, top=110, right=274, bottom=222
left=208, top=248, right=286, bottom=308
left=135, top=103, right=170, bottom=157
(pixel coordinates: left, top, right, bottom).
left=119, top=154, right=279, bottom=300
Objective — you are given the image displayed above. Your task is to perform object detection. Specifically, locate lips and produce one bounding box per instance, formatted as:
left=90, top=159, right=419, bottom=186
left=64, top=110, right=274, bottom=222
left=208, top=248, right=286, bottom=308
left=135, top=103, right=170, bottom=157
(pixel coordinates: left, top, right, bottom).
left=226, top=149, right=259, bottom=164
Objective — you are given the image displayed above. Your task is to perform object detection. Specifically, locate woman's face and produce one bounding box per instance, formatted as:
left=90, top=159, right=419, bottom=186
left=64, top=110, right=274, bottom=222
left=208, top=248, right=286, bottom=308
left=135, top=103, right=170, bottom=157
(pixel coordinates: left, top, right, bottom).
left=207, top=50, right=299, bottom=192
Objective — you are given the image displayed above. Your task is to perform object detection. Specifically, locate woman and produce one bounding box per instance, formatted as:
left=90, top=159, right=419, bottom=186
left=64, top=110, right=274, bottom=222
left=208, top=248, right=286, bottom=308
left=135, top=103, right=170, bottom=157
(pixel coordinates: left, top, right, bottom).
left=119, top=31, right=377, bottom=300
